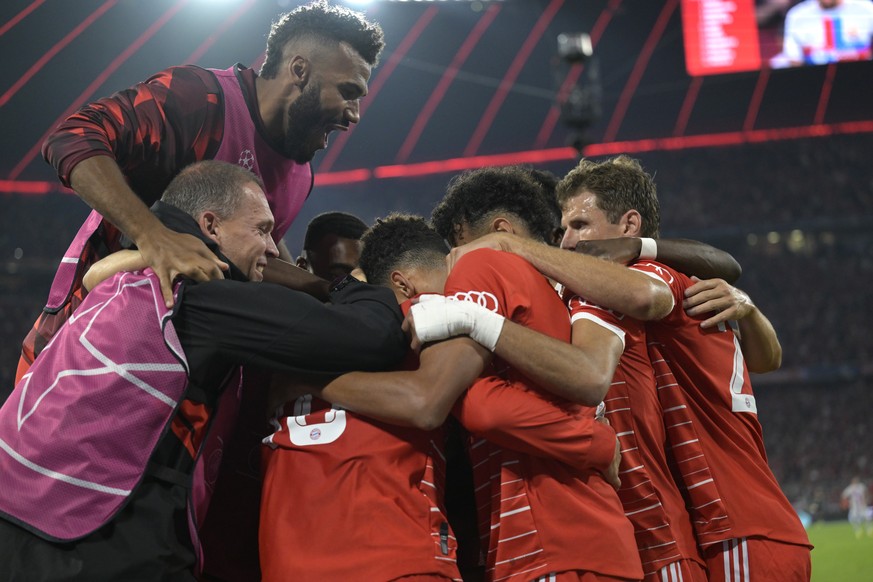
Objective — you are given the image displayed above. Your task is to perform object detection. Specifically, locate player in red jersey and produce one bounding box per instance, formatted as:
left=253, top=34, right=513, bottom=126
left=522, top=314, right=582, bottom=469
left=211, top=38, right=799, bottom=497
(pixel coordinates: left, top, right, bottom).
left=433, top=156, right=809, bottom=581
left=259, top=217, right=462, bottom=581
left=302, top=169, right=645, bottom=581
left=548, top=156, right=810, bottom=580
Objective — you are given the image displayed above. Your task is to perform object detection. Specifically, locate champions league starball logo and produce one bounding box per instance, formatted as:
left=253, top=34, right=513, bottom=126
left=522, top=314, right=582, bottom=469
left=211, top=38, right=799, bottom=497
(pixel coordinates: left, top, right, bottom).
left=238, top=149, right=254, bottom=170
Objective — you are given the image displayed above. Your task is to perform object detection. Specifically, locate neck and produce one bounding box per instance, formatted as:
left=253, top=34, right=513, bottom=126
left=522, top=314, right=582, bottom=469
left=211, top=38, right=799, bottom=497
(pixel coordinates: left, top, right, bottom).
left=254, top=76, right=286, bottom=143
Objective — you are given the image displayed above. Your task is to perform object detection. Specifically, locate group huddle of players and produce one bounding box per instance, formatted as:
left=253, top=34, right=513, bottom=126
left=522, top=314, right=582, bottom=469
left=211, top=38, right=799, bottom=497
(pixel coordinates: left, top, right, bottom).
left=252, top=159, right=812, bottom=582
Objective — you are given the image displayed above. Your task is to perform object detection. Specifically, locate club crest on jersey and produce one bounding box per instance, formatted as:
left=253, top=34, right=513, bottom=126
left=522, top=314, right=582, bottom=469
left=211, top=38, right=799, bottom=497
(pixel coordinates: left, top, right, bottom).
left=448, top=291, right=499, bottom=312
left=287, top=409, right=348, bottom=446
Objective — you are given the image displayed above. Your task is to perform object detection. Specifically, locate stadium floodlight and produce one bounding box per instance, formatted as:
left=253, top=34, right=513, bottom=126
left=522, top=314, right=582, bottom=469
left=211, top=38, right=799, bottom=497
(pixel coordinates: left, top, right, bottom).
left=554, top=32, right=601, bottom=154
left=557, top=33, right=593, bottom=64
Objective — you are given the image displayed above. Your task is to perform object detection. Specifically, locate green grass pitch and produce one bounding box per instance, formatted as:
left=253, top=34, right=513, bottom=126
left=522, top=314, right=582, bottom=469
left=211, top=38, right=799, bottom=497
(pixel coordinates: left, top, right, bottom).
left=809, top=520, right=873, bottom=581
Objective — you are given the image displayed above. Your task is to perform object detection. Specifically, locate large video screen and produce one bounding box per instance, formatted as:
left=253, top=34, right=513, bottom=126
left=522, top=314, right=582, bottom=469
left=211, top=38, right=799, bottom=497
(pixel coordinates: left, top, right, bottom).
left=681, top=0, right=873, bottom=76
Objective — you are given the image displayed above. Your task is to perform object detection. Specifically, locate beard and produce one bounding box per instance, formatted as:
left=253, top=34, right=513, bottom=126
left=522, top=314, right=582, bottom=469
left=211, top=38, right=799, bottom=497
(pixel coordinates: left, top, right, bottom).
left=283, top=82, right=328, bottom=163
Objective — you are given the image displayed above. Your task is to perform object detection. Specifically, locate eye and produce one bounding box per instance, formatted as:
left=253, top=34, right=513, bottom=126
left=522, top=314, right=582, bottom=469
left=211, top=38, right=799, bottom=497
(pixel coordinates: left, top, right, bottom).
left=339, top=84, right=363, bottom=101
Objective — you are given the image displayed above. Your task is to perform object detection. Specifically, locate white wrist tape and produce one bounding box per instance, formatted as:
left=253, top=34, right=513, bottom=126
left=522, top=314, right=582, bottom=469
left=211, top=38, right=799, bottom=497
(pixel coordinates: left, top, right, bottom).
left=638, top=237, right=658, bottom=260
left=409, top=295, right=505, bottom=351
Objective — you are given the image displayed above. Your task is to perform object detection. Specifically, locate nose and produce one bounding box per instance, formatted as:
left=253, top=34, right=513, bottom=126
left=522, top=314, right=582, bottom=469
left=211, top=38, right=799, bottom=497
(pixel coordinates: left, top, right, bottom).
left=560, top=229, right=577, bottom=250
left=266, top=235, right=280, bottom=258
left=345, top=100, right=360, bottom=125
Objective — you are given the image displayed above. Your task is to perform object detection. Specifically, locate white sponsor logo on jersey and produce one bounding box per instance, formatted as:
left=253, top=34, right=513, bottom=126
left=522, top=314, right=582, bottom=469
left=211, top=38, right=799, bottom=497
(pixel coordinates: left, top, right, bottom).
left=448, top=290, right=500, bottom=312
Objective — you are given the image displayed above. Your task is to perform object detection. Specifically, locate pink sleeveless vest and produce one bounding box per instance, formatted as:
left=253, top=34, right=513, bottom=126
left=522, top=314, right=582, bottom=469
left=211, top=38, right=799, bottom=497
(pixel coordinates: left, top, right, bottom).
left=0, top=270, right=191, bottom=539
left=210, top=66, right=313, bottom=242
left=41, top=66, right=311, bottom=315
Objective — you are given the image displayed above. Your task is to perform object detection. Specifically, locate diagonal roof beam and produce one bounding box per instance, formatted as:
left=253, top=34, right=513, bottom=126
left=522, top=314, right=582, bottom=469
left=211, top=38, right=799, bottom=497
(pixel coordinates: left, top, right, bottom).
left=603, top=0, right=677, bottom=142
left=9, top=0, right=192, bottom=180
left=463, top=0, right=564, bottom=157
left=394, top=3, right=501, bottom=164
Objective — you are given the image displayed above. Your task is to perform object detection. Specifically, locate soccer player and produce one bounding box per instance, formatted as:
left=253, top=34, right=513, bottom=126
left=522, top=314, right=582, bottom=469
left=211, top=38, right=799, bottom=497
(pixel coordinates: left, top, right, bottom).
left=21, top=1, right=385, bottom=380
left=305, top=168, right=644, bottom=581
left=259, top=215, right=462, bottom=581
left=551, top=156, right=812, bottom=580
left=842, top=476, right=873, bottom=538
left=428, top=156, right=808, bottom=580
left=295, top=211, right=368, bottom=280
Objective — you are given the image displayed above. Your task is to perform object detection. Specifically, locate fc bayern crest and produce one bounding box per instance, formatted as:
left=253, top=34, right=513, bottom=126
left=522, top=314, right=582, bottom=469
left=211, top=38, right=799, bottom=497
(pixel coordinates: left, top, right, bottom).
left=238, top=149, right=254, bottom=170
left=309, top=428, right=321, bottom=440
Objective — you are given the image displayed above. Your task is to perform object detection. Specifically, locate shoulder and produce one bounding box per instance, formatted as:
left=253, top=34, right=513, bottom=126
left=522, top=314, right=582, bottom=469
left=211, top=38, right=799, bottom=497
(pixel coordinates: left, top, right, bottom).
left=144, top=65, right=220, bottom=92
left=456, top=247, right=537, bottom=274
left=630, top=259, right=685, bottom=286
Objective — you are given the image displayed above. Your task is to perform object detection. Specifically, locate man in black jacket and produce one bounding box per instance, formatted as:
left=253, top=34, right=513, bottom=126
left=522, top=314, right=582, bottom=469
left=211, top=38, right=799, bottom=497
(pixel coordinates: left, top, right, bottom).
left=0, top=161, right=406, bottom=581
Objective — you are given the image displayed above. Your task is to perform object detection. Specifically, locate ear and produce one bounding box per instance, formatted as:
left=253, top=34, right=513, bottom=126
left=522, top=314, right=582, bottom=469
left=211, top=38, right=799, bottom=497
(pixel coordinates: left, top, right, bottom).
left=288, top=55, right=310, bottom=88
left=390, top=270, right=416, bottom=299
left=619, top=209, right=643, bottom=237
left=198, top=211, right=221, bottom=244
left=295, top=254, right=309, bottom=271
left=491, top=217, right=515, bottom=235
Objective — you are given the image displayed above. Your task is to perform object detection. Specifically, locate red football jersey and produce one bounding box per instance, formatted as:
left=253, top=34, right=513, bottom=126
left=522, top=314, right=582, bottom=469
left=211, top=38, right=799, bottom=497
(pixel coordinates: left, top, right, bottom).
left=566, top=290, right=704, bottom=576
left=635, top=261, right=810, bottom=549
left=446, top=249, right=642, bottom=582
left=259, top=322, right=462, bottom=581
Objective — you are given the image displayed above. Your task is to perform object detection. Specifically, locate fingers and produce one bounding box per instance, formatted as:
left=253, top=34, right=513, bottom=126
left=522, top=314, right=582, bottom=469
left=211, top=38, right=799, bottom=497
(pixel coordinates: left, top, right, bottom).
left=160, top=277, right=175, bottom=309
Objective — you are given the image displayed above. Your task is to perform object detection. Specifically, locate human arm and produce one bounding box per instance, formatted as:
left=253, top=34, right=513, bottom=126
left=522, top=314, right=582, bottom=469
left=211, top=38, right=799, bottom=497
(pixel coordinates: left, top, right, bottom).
left=174, top=277, right=407, bottom=376
left=683, top=277, right=782, bottom=373
left=407, top=297, right=622, bottom=406
left=314, top=331, right=620, bottom=484
left=572, top=237, right=741, bottom=283
left=316, top=337, right=489, bottom=430
left=262, top=257, right=330, bottom=301
left=69, top=157, right=227, bottom=307
left=454, top=379, right=619, bottom=485
left=83, top=249, right=147, bottom=291
left=42, top=66, right=228, bottom=307
left=447, top=232, right=673, bottom=321
left=781, top=9, right=804, bottom=66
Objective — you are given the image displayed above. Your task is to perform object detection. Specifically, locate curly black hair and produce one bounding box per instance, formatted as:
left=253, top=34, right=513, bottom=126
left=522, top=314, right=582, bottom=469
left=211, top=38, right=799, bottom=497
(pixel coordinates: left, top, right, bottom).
left=260, top=0, right=385, bottom=79
left=431, top=166, right=556, bottom=246
left=556, top=155, right=661, bottom=238
left=302, top=211, right=367, bottom=250
left=359, top=213, right=449, bottom=287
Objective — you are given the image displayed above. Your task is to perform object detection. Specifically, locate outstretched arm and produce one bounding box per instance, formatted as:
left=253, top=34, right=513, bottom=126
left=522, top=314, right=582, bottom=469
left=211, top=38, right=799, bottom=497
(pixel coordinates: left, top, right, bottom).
left=68, top=156, right=227, bottom=309
left=314, top=334, right=620, bottom=483
left=262, top=257, right=330, bottom=301
left=407, top=297, right=622, bottom=406
left=83, top=249, right=147, bottom=291
left=683, top=277, right=782, bottom=373
left=573, top=237, right=741, bottom=283
left=447, top=233, right=673, bottom=321
left=318, top=337, right=489, bottom=430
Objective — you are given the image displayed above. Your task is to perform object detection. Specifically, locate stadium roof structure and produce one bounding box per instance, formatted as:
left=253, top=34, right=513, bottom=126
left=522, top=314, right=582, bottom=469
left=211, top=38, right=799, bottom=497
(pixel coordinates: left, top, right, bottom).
left=2, top=0, right=872, bottom=195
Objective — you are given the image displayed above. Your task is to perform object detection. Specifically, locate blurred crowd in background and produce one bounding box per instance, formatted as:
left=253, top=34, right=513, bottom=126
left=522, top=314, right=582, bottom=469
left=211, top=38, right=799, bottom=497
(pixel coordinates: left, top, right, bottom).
left=3, top=131, right=871, bottom=522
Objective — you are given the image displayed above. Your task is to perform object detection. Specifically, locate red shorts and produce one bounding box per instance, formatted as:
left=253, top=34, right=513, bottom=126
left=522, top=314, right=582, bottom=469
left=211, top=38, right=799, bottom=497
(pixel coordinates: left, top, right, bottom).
left=644, top=558, right=708, bottom=582
left=703, top=537, right=811, bottom=582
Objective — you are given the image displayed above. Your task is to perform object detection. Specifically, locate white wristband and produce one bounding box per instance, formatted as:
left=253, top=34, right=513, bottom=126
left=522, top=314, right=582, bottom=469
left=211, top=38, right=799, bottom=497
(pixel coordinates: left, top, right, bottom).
left=409, top=296, right=505, bottom=351
left=468, top=307, right=505, bottom=352
left=638, top=237, right=658, bottom=260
